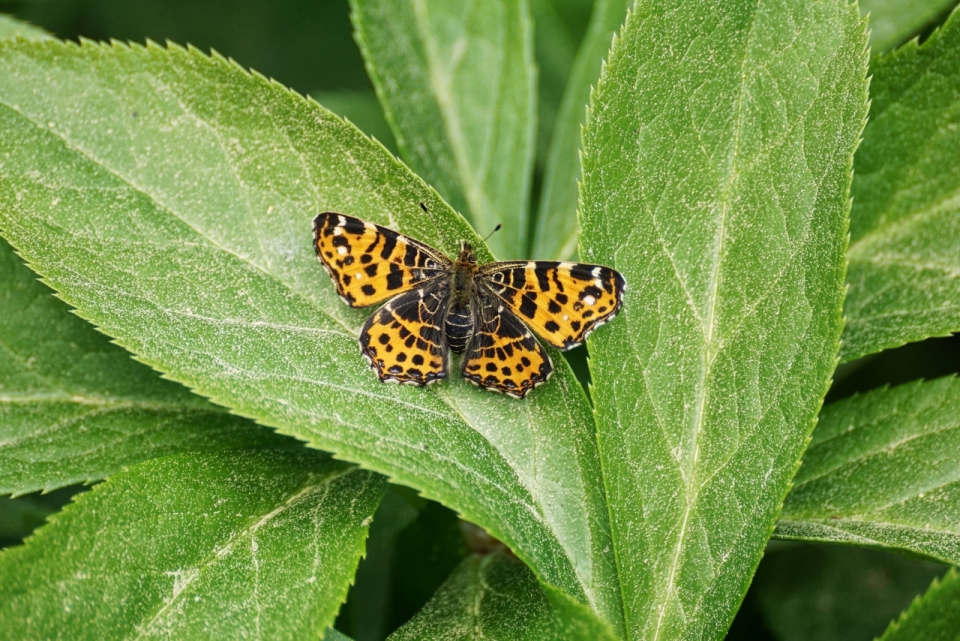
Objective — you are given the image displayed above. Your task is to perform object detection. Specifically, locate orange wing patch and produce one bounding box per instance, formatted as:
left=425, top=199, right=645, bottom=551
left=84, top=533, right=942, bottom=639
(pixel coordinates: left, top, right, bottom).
left=314, top=212, right=449, bottom=308
left=461, top=297, right=552, bottom=398
left=480, top=261, right=625, bottom=350
left=359, top=285, right=449, bottom=385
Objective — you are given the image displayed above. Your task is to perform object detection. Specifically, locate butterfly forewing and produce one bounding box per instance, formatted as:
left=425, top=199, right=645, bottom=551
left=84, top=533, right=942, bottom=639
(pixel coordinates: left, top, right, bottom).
left=359, top=284, right=450, bottom=385
left=461, top=293, right=552, bottom=398
left=479, top=261, right=625, bottom=350
left=313, top=212, right=450, bottom=308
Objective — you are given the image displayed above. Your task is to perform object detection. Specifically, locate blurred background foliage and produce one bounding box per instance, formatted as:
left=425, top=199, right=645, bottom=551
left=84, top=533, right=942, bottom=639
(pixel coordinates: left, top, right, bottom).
left=0, top=1, right=958, bottom=639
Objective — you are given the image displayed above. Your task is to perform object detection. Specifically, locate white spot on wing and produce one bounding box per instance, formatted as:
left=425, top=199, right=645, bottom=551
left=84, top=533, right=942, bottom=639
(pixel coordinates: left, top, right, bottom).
left=584, top=295, right=596, bottom=306
left=337, top=246, right=347, bottom=255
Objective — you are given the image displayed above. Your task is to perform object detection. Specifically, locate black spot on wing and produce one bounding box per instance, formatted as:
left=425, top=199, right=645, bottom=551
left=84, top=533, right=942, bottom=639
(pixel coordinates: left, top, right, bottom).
left=342, top=218, right=367, bottom=235
left=580, top=285, right=604, bottom=300
left=569, top=264, right=594, bottom=281
left=519, top=292, right=537, bottom=319
left=403, top=242, right=420, bottom=267
left=380, top=233, right=397, bottom=260
left=386, top=266, right=405, bottom=290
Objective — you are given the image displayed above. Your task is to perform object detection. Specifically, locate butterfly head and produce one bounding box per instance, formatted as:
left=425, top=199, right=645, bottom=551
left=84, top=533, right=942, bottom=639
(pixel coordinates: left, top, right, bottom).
left=457, top=241, right=476, bottom=265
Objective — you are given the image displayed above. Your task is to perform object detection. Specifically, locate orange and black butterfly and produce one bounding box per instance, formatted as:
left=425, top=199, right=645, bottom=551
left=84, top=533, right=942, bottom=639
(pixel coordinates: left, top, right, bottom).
left=313, top=212, right=625, bottom=398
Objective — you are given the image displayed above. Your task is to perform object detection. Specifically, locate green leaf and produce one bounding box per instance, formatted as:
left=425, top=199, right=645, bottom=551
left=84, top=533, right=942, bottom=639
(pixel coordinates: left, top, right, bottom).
left=532, top=0, right=630, bottom=261
left=0, top=14, right=51, bottom=40
left=753, top=544, right=946, bottom=641
left=843, top=8, right=960, bottom=362
left=0, top=39, right=620, bottom=628
left=0, top=236, right=292, bottom=496
left=579, top=2, right=868, bottom=639
left=350, top=0, right=537, bottom=259
left=387, top=551, right=618, bottom=641
left=881, top=567, right=960, bottom=641
left=0, top=450, right=385, bottom=640
left=776, top=377, right=960, bottom=566
left=860, top=0, right=957, bottom=53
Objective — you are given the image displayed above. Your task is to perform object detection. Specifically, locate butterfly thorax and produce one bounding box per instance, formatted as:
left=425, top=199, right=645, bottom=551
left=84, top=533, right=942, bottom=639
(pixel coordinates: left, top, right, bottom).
left=445, top=243, right=479, bottom=354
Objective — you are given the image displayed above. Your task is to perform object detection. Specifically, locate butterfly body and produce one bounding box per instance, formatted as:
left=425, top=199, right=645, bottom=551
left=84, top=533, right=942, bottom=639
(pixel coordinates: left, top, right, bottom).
left=313, top=212, right=625, bottom=398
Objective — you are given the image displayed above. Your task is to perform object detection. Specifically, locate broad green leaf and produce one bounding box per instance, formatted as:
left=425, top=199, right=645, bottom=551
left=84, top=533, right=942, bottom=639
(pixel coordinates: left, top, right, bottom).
left=0, top=39, right=620, bottom=627
left=0, top=236, right=292, bottom=496
left=880, top=567, right=960, bottom=641
left=350, top=0, right=537, bottom=259
left=776, top=377, right=960, bottom=566
left=312, top=89, right=397, bottom=155
left=0, top=14, right=50, bottom=40
left=843, top=8, right=960, bottom=362
left=753, top=544, right=945, bottom=641
left=579, top=2, right=869, bottom=639
left=0, top=450, right=385, bottom=640
left=861, top=0, right=957, bottom=53
left=533, top=0, right=630, bottom=261
left=327, top=629, right=358, bottom=641
left=387, top=551, right=618, bottom=641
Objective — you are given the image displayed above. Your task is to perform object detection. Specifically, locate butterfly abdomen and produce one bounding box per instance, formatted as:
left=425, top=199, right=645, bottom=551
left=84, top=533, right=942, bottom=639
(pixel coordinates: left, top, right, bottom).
left=445, top=303, right=475, bottom=354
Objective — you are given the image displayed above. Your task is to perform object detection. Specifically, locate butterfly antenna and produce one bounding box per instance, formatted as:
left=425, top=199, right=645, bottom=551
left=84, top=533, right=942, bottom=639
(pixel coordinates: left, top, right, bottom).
left=418, top=202, right=456, bottom=252
left=482, top=223, right=502, bottom=243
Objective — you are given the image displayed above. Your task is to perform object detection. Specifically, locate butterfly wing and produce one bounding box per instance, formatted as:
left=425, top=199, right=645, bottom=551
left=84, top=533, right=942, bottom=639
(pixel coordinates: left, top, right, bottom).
left=461, top=292, right=552, bottom=398
left=314, top=212, right=451, bottom=308
left=359, top=283, right=450, bottom=386
left=479, top=261, right=625, bottom=350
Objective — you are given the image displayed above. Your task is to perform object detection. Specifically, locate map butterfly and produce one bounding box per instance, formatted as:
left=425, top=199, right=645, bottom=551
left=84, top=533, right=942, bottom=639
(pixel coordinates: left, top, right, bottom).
left=313, top=212, right=626, bottom=398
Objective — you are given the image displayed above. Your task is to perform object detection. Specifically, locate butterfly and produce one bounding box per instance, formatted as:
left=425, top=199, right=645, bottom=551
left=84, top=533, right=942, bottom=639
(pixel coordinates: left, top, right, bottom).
left=313, top=212, right=626, bottom=398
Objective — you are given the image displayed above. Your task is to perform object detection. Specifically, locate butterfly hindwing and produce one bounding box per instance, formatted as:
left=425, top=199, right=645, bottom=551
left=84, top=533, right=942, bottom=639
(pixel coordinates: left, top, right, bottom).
left=461, top=293, right=552, bottom=398
left=313, top=212, right=450, bottom=308
left=479, top=261, right=625, bottom=350
left=359, top=284, right=450, bottom=386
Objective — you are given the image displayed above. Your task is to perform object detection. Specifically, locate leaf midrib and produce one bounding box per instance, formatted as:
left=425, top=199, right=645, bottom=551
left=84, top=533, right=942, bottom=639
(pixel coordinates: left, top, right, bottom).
left=649, top=5, right=757, bottom=636
left=779, top=517, right=960, bottom=542
left=847, top=189, right=960, bottom=258
left=131, top=466, right=359, bottom=640
left=794, top=420, right=960, bottom=491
